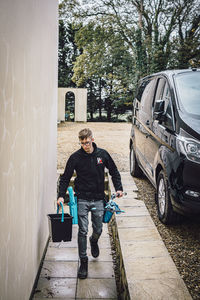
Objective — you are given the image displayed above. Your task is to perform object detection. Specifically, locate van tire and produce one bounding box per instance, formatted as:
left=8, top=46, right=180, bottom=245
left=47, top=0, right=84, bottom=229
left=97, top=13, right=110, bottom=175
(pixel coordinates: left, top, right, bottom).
left=130, top=144, right=142, bottom=177
left=156, top=170, right=180, bottom=225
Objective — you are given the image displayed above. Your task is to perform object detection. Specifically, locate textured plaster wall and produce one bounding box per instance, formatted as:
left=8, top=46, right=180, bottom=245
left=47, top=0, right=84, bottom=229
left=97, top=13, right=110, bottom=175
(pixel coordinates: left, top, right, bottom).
left=58, top=88, right=87, bottom=122
left=0, top=1, right=58, bottom=299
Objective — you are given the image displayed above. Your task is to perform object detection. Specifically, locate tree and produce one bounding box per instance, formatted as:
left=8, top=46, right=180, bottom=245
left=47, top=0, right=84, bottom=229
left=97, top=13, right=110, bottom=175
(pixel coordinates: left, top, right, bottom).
left=58, top=20, right=80, bottom=87
left=169, top=1, right=200, bottom=68
left=60, top=0, right=200, bottom=74
left=72, top=22, right=134, bottom=120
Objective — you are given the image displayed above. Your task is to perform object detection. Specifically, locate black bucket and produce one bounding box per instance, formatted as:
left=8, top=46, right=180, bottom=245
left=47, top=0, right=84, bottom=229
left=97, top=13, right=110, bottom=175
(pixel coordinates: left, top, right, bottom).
left=48, top=203, right=73, bottom=242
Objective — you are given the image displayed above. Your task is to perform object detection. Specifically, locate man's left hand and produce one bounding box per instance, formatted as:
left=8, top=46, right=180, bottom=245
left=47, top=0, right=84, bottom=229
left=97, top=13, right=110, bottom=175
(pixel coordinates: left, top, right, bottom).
left=116, top=190, right=123, bottom=198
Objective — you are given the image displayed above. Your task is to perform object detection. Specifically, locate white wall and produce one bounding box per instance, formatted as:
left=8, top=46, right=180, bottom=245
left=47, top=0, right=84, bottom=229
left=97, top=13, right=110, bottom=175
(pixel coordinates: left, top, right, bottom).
left=0, top=1, right=58, bottom=299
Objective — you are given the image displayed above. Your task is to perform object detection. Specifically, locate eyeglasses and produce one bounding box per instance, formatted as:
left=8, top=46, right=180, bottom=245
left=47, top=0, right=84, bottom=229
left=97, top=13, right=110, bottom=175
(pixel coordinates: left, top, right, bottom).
left=79, top=140, right=91, bottom=146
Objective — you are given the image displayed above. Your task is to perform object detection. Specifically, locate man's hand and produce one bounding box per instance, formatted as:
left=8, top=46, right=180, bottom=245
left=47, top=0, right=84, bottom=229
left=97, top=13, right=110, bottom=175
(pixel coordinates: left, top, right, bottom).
left=57, top=197, right=64, bottom=206
left=116, top=190, right=123, bottom=198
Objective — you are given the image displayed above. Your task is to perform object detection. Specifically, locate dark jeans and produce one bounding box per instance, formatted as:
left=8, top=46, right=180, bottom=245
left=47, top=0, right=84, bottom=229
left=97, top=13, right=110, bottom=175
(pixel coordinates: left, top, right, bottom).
left=77, top=199, right=104, bottom=259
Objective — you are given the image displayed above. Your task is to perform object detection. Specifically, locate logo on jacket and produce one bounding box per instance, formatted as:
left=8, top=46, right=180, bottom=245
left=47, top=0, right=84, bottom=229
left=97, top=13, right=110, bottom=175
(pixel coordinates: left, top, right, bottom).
left=97, top=157, right=103, bottom=164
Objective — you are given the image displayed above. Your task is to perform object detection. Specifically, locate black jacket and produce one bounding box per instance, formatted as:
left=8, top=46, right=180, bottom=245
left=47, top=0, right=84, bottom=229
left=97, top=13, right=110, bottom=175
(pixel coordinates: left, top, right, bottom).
left=58, top=143, right=123, bottom=200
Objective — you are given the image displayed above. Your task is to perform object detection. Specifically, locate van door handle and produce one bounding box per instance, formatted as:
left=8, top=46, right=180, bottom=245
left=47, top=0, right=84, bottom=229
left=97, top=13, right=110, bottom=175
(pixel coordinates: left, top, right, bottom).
left=146, top=120, right=150, bottom=126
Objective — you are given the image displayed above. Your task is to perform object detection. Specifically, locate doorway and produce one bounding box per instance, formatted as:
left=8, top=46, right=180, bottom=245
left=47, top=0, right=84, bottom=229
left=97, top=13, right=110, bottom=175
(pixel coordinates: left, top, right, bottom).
left=65, top=91, right=75, bottom=121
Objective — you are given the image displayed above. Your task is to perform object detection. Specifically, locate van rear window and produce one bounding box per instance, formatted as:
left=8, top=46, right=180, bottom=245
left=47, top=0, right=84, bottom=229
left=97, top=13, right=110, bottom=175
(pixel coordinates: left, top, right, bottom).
left=175, top=72, right=200, bottom=115
left=136, top=80, right=151, bottom=102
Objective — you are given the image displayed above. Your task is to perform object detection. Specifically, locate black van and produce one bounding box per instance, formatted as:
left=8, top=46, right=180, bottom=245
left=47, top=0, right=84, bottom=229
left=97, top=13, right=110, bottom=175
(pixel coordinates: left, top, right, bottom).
left=130, top=68, right=200, bottom=224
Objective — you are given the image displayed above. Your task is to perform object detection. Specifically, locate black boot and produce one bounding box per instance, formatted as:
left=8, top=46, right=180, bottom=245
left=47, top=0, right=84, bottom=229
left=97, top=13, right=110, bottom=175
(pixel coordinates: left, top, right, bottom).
left=78, top=257, right=88, bottom=279
left=89, top=236, right=99, bottom=258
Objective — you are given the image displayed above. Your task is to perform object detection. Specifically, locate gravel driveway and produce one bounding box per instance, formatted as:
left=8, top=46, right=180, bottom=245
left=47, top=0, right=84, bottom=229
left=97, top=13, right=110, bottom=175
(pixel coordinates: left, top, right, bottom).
left=57, top=122, right=130, bottom=172
left=57, top=122, right=200, bottom=299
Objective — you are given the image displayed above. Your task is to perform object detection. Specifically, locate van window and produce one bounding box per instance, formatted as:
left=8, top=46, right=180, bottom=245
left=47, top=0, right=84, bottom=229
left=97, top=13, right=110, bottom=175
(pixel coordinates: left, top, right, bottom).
left=136, top=79, right=151, bottom=102
left=154, top=77, right=174, bottom=131
left=174, top=72, right=200, bottom=116
left=140, top=78, right=157, bottom=116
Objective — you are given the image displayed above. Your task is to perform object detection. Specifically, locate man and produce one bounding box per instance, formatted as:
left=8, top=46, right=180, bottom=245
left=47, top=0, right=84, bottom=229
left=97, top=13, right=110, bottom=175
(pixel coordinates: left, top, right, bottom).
left=57, top=128, right=123, bottom=279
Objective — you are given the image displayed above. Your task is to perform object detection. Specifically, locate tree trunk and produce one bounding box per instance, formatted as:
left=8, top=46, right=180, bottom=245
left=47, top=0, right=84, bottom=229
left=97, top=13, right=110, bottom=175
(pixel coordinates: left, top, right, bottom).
left=106, top=78, right=113, bottom=122
left=138, top=0, right=143, bottom=29
left=106, top=99, right=112, bottom=121
left=90, top=111, right=93, bottom=120
left=98, top=77, right=102, bottom=120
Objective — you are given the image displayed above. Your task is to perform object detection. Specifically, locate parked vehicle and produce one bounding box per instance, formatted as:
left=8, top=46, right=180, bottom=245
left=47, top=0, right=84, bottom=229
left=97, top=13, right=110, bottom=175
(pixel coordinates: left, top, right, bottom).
left=129, top=68, right=200, bottom=224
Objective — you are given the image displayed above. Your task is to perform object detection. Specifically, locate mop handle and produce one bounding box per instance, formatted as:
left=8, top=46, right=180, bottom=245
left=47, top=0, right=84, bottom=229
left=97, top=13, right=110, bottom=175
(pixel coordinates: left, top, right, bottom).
left=57, top=202, right=64, bottom=223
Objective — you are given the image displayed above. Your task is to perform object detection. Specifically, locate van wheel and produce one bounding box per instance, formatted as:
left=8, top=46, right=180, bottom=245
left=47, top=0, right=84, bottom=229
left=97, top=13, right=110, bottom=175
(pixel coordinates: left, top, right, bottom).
left=156, top=170, right=180, bottom=225
left=130, top=144, right=142, bottom=177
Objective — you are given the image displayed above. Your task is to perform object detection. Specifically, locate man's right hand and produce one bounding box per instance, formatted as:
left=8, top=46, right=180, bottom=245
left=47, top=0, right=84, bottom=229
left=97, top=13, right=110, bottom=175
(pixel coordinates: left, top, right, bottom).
left=57, top=197, right=64, bottom=206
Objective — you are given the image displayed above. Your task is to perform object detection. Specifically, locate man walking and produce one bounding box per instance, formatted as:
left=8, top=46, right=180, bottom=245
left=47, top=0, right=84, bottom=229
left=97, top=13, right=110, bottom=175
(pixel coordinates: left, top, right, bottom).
left=57, top=128, right=123, bottom=279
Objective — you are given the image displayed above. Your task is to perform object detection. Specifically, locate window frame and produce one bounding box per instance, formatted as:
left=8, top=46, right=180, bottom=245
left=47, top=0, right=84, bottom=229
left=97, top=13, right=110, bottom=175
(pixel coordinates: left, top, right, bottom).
left=153, top=76, right=175, bottom=132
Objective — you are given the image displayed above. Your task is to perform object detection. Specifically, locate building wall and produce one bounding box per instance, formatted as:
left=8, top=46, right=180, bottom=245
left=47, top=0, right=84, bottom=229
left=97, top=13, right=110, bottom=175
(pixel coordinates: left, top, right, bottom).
left=58, top=88, right=87, bottom=122
left=0, top=1, right=58, bottom=299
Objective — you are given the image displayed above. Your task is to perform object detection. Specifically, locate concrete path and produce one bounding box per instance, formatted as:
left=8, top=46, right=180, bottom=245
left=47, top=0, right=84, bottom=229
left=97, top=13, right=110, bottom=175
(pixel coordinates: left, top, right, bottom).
left=33, top=215, right=117, bottom=299
left=33, top=172, right=192, bottom=299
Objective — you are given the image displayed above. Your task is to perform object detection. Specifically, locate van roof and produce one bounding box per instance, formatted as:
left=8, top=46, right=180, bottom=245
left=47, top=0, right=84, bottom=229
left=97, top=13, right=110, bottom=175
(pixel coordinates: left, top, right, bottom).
left=141, top=68, right=200, bottom=81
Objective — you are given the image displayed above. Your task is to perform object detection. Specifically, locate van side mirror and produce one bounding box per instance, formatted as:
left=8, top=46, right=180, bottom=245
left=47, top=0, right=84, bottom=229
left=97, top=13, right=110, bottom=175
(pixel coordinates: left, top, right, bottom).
left=153, top=99, right=165, bottom=121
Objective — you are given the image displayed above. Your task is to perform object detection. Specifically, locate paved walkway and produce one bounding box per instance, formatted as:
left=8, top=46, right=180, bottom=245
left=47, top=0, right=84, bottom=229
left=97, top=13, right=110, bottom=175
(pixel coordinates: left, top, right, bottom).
left=109, top=172, right=192, bottom=300
left=33, top=172, right=192, bottom=299
left=33, top=209, right=117, bottom=299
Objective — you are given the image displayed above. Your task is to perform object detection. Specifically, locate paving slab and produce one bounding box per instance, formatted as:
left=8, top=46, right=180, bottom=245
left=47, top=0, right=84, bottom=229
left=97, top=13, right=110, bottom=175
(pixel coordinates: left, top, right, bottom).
left=45, top=247, right=78, bottom=261
left=116, top=215, right=155, bottom=228
left=76, top=278, right=117, bottom=299
left=87, top=261, right=115, bottom=278
left=128, top=278, right=191, bottom=300
left=109, top=175, right=138, bottom=192
left=124, top=256, right=180, bottom=280
left=40, top=261, right=78, bottom=278
left=119, top=206, right=149, bottom=216
left=117, top=199, right=144, bottom=206
left=33, top=278, right=77, bottom=299
left=120, top=240, right=169, bottom=258
left=118, top=227, right=162, bottom=242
